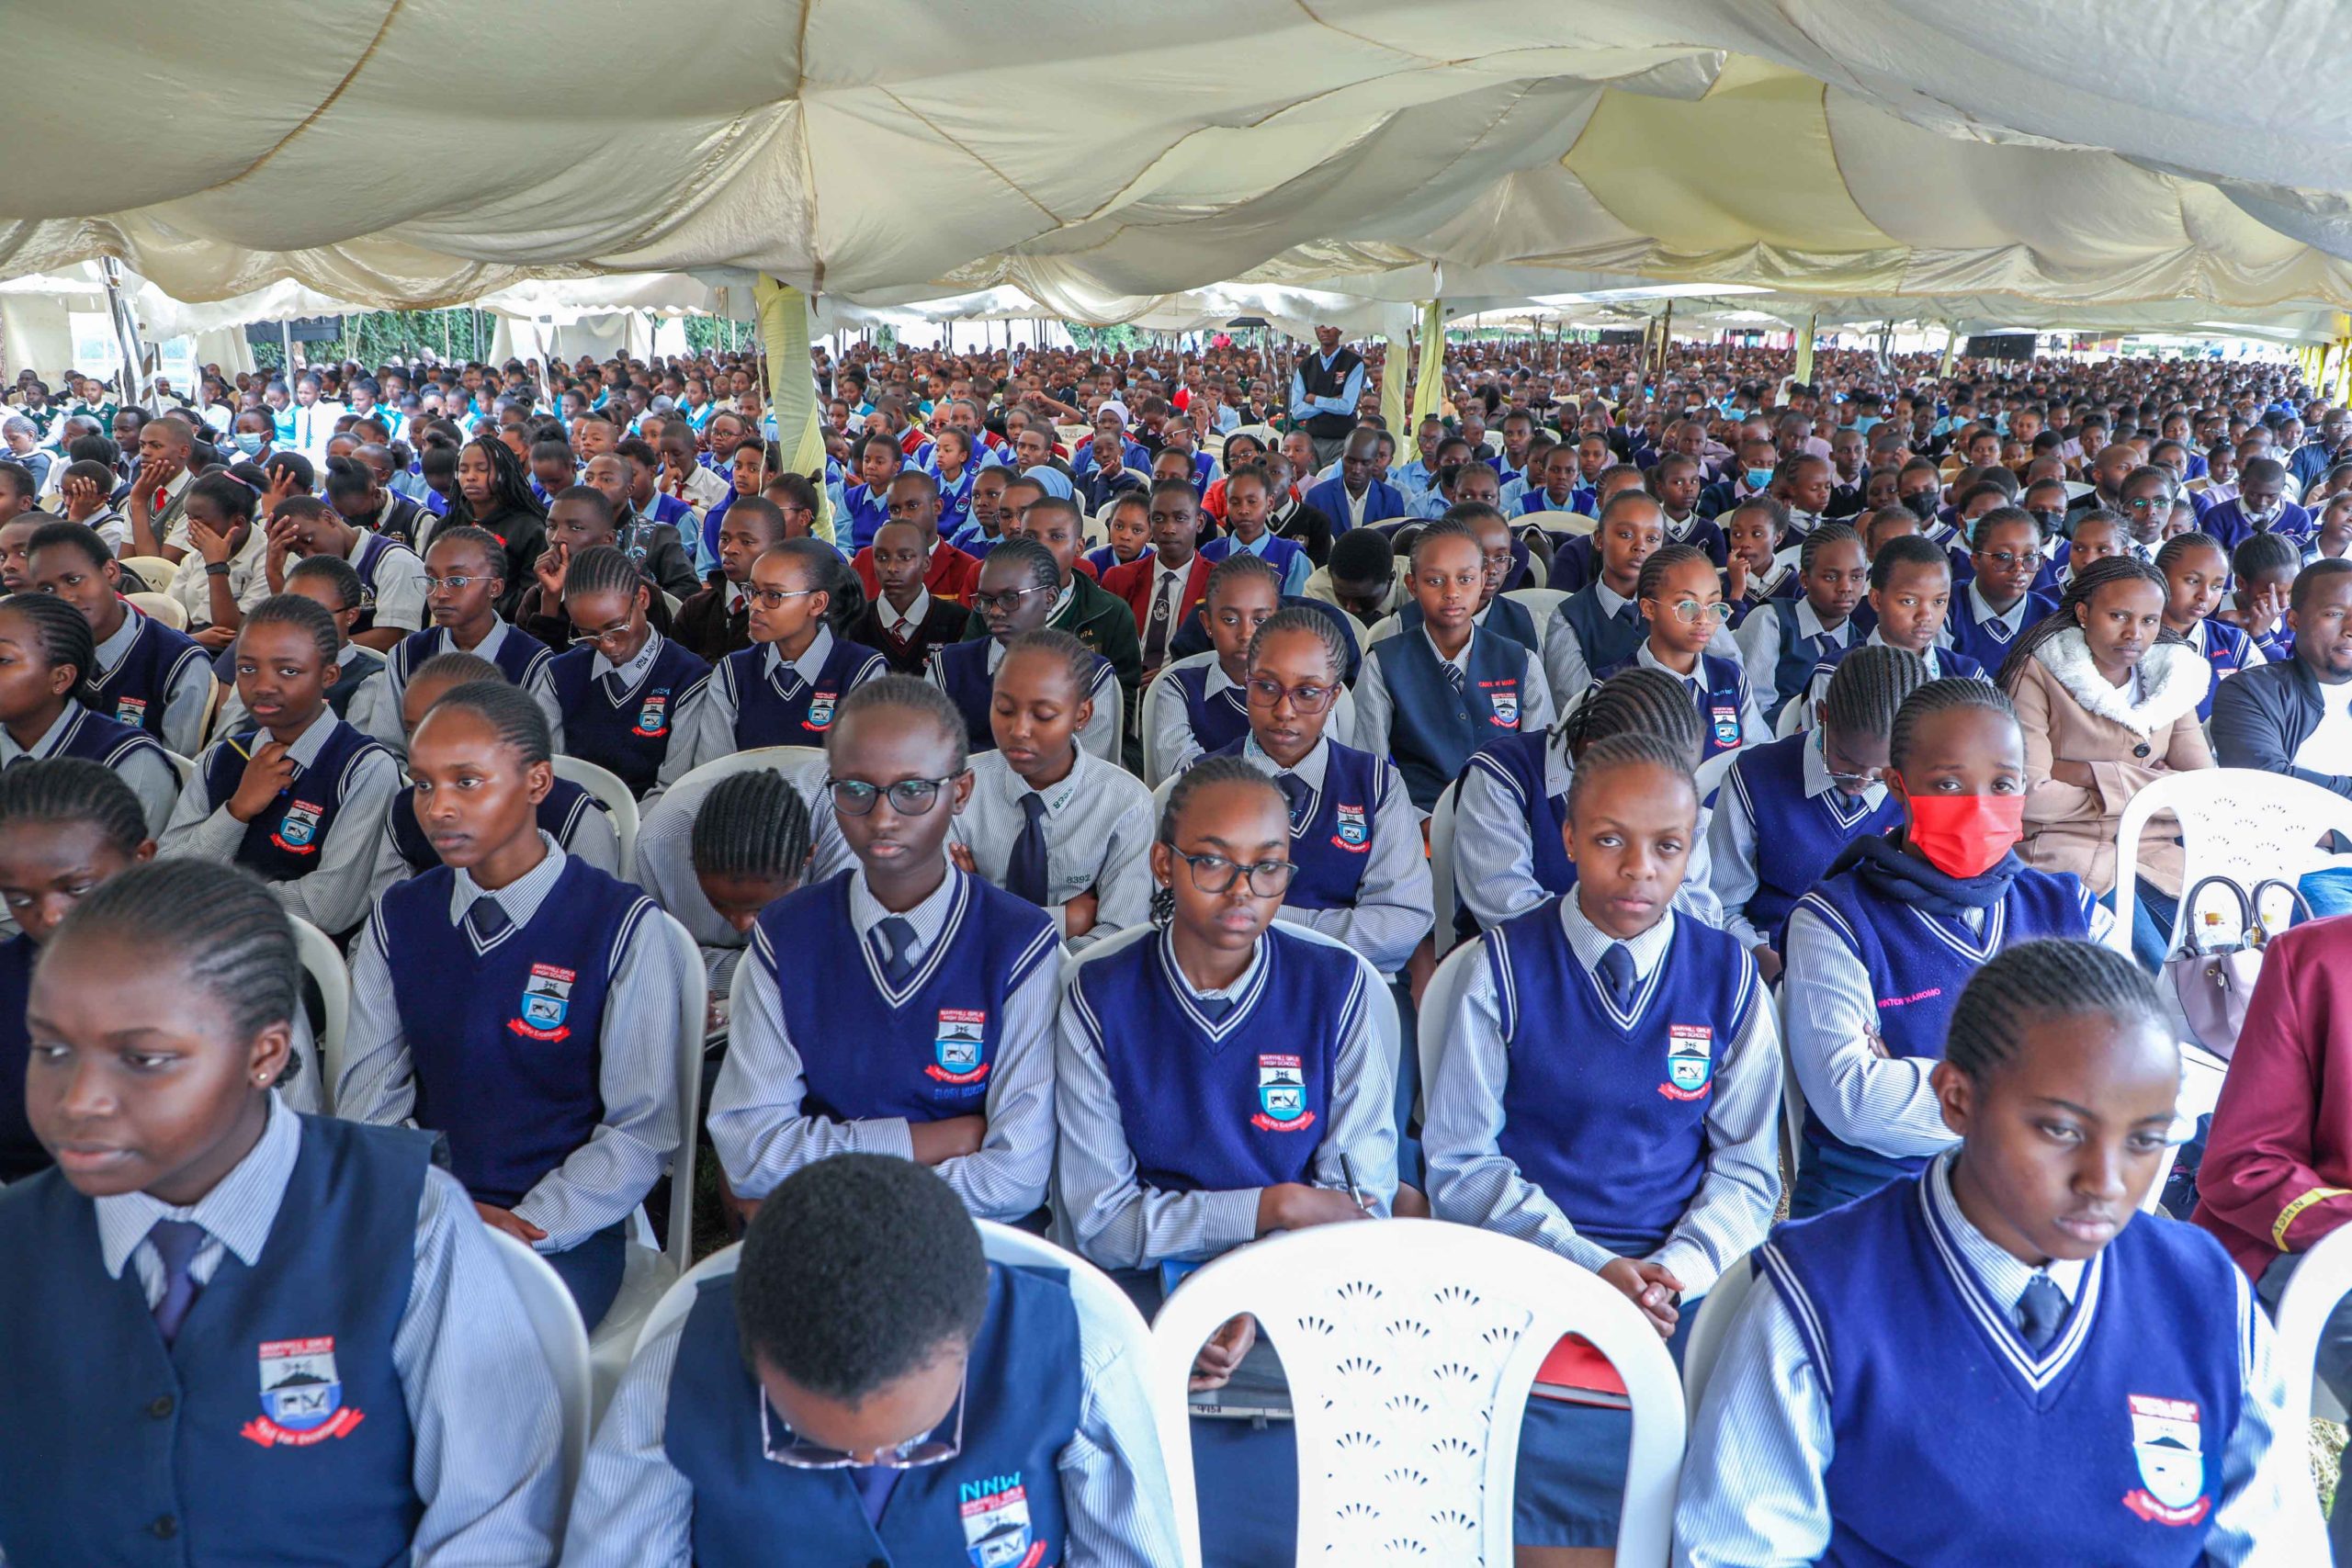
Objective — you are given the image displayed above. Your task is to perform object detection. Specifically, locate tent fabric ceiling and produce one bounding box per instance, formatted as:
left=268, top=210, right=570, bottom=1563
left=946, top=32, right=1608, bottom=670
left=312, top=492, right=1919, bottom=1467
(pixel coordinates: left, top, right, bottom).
left=11, top=3, right=2352, bottom=319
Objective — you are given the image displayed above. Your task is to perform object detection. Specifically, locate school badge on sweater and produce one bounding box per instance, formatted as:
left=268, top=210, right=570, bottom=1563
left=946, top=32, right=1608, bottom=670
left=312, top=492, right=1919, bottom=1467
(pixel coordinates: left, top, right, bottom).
left=930, top=1009, right=990, bottom=1087
left=1253, top=1054, right=1314, bottom=1131
left=1659, top=1024, right=1713, bottom=1100
left=632, top=690, right=671, bottom=738
left=273, top=798, right=326, bottom=855
left=2121, top=1394, right=2210, bottom=1527
left=513, top=963, right=576, bottom=1042
left=241, top=1337, right=365, bottom=1447
left=960, top=1471, right=1042, bottom=1567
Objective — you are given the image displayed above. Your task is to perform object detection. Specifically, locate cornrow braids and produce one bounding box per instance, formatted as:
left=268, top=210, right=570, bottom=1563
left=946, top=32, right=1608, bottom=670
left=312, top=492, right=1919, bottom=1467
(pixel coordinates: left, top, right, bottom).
left=1634, top=541, right=1710, bottom=603
left=1995, top=554, right=2180, bottom=692
left=0, top=591, right=98, bottom=706
left=2154, top=530, right=2226, bottom=577
left=1565, top=729, right=1694, bottom=818
left=0, top=757, right=147, bottom=856
left=999, top=627, right=1095, bottom=697
left=1557, top=665, right=1704, bottom=768
left=831, top=673, right=968, bottom=773
left=417, top=679, right=552, bottom=766
left=560, top=543, right=645, bottom=605
left=1246, top=605, right=1348, bottom=682
left=1204, top=552, right=1282, bottom=607
left=690, top=769, right=814, bottom=882
left=286, top=554, right=365, bottom=614
left=2231, top=529, right=2301, bottom=581
left=47, top=859, right=298, bottom=1043
left=410, top=650, right=504, bottom=688
left=1149, top=754, right=1285, bottom=927
left=1797, top=523, right=1862, bottom=575
left=1820, top=644, right=1928, bottom=743
left=1943, top=938, right=2168, bottom=1084
left=424, top=524, right=507, bottom=584
left=985, top=536, right=1059, bottom=598
left=1407, top=515, right=1478, bottom=570
left=1888, top=676, right=2017, bottom=773
left=239, top=592, right=341, bottom=671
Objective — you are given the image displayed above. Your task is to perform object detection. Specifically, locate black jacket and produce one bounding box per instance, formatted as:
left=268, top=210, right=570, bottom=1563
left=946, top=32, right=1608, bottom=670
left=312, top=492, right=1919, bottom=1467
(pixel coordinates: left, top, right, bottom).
left=2209, top=656, right=2352, bottom=797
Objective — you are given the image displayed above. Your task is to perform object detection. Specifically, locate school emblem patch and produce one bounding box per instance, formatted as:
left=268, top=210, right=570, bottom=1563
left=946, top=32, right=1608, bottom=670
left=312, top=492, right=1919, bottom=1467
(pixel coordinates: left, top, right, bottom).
left=511, top=963, right=576, bottom=1042
left=114, top=695, right=148, bottom=728
left=240, top=1337, right=365, bottom=1448
left=928, top=1009, right=990, bottom=1086
left=1659, top=1024, right=1713, bottom=1100
left=632, top=690, right=671, bottom=738
left=2122, top=1393, right=2211, bottom=1526
left=272, top=799, right=326, bottom=854
left=959, top=1472, right=1044, bottom=1568
left=1483, top=680, right=1519, bottom=728
left=1710, top=704, right=1741, bottom=750
left=1252, top=1054, right=1315, bottom=1131
left=1332, top=803, right=1370, bottom=851
left=803, top=690, right=838, bottom=731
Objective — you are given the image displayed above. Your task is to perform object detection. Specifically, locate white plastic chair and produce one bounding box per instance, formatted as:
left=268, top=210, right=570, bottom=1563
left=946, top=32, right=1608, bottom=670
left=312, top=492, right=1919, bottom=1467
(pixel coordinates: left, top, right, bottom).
left=1691, top=746, right=1738, bottom=809
left=291, top=915, right=349, bottom=1111
left=1502, top=586, right=1568, bottom=629
left=1678, top=1251, right=1758, bottom=1423
left=2276, top=1220, right=2352, bottom=1427
left=637, top=745, right=836, bottom=946
left=1428, top=779, right=1462, bottom=947
left=481, top=1227, right=594, bottom=1526
left=129, top=591, right=187, bottom=630
left=2108, top=767, right=2352, bottom=959
left=1150, top=1220, right=1686, bottom=1567
left=163, top=748, right=198, bottom=795
left=586, top=911, right=707, bottom=1413
left=115, top=554, right=178, bottom=594
left=1138, top=657, right=1204, bottom=788
left=552, top=754, right=641, bottom=884
left=2140, top=1041, right=2230, bottom=1218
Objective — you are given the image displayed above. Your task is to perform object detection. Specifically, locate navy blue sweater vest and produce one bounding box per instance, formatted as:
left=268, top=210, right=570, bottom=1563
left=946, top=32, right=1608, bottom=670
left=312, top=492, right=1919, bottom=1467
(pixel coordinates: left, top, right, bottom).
left=1397, top=593, right=1538, bottom=654
left=548, top=637, right=711, bottom=796
left=200, top=720, right=387, bottom=884
left=1171, top=664, right=1251, bottom=759
left=1205, top=737, right=1386, bottom=912
left=1556, top=585, right=1646, bottom=677
left=0, top=935, right=41, bottom=1181
left=388, top=621, right=552, bottom=691
left=385, top=778, right=604, bottom=877
left=1724, top=734, right=1902, bottom=942
left=718, top=635, right=888, bottom=749
left=90, top=611, right=209, bottom=739
left=46, top=699, right=170, bottom=777
left=346, top=531, right=416, bottom=636
left=1595, top=649, right=1747, bottom=761
left=1370, top=625, right=1529, bottom=810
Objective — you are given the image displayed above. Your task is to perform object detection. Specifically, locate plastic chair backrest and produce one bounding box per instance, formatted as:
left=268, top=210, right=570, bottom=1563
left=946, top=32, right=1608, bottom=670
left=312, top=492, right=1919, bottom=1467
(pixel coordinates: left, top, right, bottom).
left=1138, top=659, right=1195, bottom=788
left=115, top=556, right=179, bottom=594
left=128, top=591, right=187, bottom=630
left=1428, top=779, right=1461, bottom=952
left=1503, top=586, right=1568, bottom=629
left=2137, top=1040, right=2233, bottom=1217
left=480, top=1227, right=593, bottom=1522
left=1150, top=1219, right=1685, bottom=1566
left=552, top=754, right=641, bottom=884
left=1678, top=1253, right=1758, bottom=1423
left=1416, top=939, right=1486, bottom=1131
left=2277, top=1221, right=2352, bottom=1426
left=1691, top=747, right=1738, bottom=809
left=2109, top=768, right=2352, bottom=959
left=290, top=915, right=349, bottom=1111
left=654, top=912, right=703, bottom=1272
left=163, top=748, right=198, bottom=795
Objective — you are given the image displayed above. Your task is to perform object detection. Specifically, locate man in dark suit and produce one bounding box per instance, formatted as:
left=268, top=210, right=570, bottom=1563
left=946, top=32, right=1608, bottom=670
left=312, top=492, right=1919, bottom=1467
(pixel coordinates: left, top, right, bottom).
left=855, top=520, right=974, bottom=673
left=1102, top=478, right=1213, bottom=683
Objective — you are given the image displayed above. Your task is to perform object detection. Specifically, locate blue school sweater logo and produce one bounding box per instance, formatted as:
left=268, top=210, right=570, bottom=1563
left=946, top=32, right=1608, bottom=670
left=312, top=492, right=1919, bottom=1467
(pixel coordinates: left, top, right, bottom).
left=1485, top=681, right=1519, bottom=727
left=1710, top=702, right=1740, bottom=750
left=632, top=691, right=671, bottom=738
left=930, top=1009, right=989, bottom=1087
left=1662, top=1024, right=1713, bottom=1100
left=2124, top=1394, right=2210, bottom=1527
left=514, top=963, right=575, bottom=1041
left=114, top=695, right=148, bottom=728
left=1253, top=1054, right=1313, bottom=1131
left=805, top=691, right=837, bottom=730
left=272, top=798, right=325, bottom=853
left=1333, top=803, right=1369, bottom=850
left=958, top=1472, right=1038, bottom=1567
left=245, top=1337, right=363, bottom=1447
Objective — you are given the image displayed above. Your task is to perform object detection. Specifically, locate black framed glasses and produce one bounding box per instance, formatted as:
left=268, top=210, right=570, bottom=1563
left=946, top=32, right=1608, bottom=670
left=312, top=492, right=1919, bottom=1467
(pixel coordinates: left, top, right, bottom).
left=759, top=1371, right=965, bottom=1471
left=747, top=585, right=820, bottom=611
left=1246, top=677, right=1339, bottom=714
left=1978, top=549, right=2045, bottom=570
left=970, top=585, right=1048, bottom=615
left=829, top=773, right=966, bottom=816
left=1170, top=848, right=1297, bottom=897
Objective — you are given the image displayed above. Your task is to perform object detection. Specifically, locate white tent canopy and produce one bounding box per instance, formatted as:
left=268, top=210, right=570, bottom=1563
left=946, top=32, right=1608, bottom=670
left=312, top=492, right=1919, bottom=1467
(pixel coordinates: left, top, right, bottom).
left=12, top=4, right=2352, bottom=321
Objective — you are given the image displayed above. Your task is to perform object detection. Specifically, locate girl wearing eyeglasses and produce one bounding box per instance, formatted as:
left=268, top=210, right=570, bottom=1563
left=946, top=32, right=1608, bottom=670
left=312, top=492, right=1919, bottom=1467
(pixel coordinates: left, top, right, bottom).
left=368, top=525, right=563, bottom=754
left=547, top=545, right=711, bottom=798
left=659, top=538, right=888, bottom=791
left=926, top=537, right=1121, bottom=765
left=1591, top=543, right=1768, bottom=764
left=707, top=676, right=1059, bottom=1224
left=1945, top=509, right=2060, bottom=671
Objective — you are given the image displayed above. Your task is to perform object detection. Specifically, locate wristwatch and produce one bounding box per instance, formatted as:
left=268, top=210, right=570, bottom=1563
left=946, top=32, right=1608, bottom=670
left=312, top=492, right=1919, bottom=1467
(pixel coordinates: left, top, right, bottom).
left=205, top=562, right=232, bottom=577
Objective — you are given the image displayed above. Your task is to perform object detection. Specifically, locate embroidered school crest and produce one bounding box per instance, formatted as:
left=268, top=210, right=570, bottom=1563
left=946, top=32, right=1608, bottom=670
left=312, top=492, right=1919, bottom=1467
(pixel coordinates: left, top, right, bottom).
left=928, top=1009, right=990, bottom=1086
left=1482, top=679, right=1519, bottom=728
left=1333, top=804, right=1370, bottom=851
left=1710, top=704, right=1741, bottom=750
left=803, top=690, right=838, bottom=731
left=959, top=1472, right=1043, bottom=1568
left=511, top=963, right=576, bottom=1042
left=1659, top=1024, right=1714, bottom=1100
left=2122, top=1393, right=2211, bottom=1526
left=632, top=690, right=671, bottom=738
left=1252, top=1054, right=1315, bottom=1131
left=240, top=1337, right=365, bottom=1448
left=272, top=799, right=326, bottom=854
left=114, top=695, right=149, bottom=728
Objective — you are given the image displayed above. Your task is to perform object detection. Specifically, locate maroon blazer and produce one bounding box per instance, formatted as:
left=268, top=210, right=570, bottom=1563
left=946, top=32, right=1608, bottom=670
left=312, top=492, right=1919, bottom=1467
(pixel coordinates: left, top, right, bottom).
left=1102, top=553, right=1211, bottom=669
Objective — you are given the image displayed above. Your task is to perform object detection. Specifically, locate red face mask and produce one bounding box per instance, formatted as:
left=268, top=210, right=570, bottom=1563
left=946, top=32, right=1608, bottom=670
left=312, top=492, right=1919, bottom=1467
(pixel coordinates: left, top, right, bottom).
left=1904, top=791, right=2024, bottom=879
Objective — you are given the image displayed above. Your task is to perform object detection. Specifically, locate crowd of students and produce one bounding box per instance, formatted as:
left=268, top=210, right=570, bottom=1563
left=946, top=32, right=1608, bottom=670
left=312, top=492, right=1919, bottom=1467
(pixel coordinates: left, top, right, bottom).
left=0, top=329, right=2346, bottom=1562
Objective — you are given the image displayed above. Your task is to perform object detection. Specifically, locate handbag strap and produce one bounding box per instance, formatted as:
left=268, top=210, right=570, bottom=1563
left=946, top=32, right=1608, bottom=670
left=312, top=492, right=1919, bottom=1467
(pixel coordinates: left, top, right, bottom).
left=2246, top=877, right=2315, bottom=946
left=2173, top=874, right=2254, bottom=960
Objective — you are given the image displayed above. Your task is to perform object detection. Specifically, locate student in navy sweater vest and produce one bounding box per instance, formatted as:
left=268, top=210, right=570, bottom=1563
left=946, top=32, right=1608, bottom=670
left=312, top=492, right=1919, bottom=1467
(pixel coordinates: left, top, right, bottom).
left=1373, top=502, right=1543, bottom=657
left=26, top=519, right=211, bottom=754
left=163, top=594, right=401, bottom=940
left=707, top=677, right=1061, bottom=1222
left=1592, top=543, right=1768, bottom=764
left=0, top=591, right=177, bottom=836
left=1143, top=553, right=1282, bottom=781
left=370, top=525, right=564, bottom=754
left=1706, top=645, right=1923, bottom=980
left=927, top=536, right=1122, bottom=766
left=263, top=490, right=430, bottom=651
left=1788, top=534, right=1988, bottom=729
left=1733, top=523, right=1869, bottom=727
left=549, top=544, right=712, bottom=798
left=562, top=1154, right=1182, bottom=1568
left=1780, top=680, right=2109, bottom=1220
left=2158, top=531, right=2264, bottom=721
left=1353, top=519, right=1553, bottom=812
left=1541, top=490, right=1668, bottom=706
left=661, top=539, right=889, bottom=790
left=0, top=860, right=564, bottom=1562
left=1679, top=942, right=2322, bottom=1564
left=1945, top=508, right=2059, bottom=672
left=339, top=681, right=690, bottom=1330
left=1198, top=462, right=1312, bottom=596
left=1424, top=732, right=1781, bottom=1554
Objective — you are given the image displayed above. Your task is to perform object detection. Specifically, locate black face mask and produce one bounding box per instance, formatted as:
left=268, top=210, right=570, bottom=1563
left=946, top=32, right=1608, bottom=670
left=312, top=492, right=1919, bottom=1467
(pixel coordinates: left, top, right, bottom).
left=1904, top=491, right=1939, bottom=521
left=2029, top=508, right=2064, bottom=540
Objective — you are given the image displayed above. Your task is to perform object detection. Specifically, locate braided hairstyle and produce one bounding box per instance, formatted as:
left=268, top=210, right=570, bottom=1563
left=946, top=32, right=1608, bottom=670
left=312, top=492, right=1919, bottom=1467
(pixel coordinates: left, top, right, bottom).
left=690, top=769, right=814, bottom=883
left=424, top=524, right=508, bottom=589
left=2231, top=529, right=2301, bottom=584
left=1204, top=552, right=1282, bottom=608
left=560, top=543, right=645, bottom=607
left=831, top=673, right=969, bottom=773
left=409, top=650, right=503, bottom=689
left=1943, top=938, right=2168, bottom=1084
left=1633, top=541, right=1712, bottom=605
left=0, top=757, right=147, bottom=858
left=2154, top=530, right=2226, bottom=578
left=983, top=536, right=1059, bottom=599
left=1149, top=754, right=1285, bottom=927
left=1820, top=644, right=1929, bottom=743
left=1798, top=523, right=1862, bottom=575
left=1888, top=677, right=2017, bottom=773
left=1246, top=604, right=1349, bottom=682
left=238, top=592, right=341, bottom=671
left=1557, top=666, right=1703, bottom=768
left=415, top=679, right=554, bottom=766
left=285, top=554, right=365, bottom=615
left=998, top=627, right=1097, bottom=704
left=1995, top=555, right=2181, bottom=692
left=0, top=591, right=99, bottom=706
left=1407, top=515, right=1478, bottom=571
left=45, top=859, right=298, bottom=1043
left=1565, top=729, right=1695, bottom=818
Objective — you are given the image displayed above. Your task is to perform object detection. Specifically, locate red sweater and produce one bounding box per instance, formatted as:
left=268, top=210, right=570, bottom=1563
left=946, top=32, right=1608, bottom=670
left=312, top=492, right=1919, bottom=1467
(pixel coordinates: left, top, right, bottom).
left=851, top=537, right=980, bottom=607
left=2192, top=917, right=2352, bottom=1277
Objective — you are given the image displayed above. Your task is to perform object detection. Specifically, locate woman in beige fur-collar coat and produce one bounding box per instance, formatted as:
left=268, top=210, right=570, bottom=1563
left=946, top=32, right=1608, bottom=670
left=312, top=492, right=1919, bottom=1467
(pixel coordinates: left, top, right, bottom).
left=1997, top=558, right=2212, bottom=912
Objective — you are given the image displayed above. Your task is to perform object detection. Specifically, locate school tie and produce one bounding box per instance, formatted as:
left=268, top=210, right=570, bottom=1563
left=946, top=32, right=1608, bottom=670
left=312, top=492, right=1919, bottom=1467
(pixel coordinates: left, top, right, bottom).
left=1442, top=661, right=1466, bottom=696
left=871, top=915, right=919, bottom=988
left=1006, top=793, right=1050, bottom=905
left=2016, top=1272, right=2067, bottom=1354
left=850, top=1464, right=900, bottom=1526
left=146, top=1218, right=208, bottom=1346
left=1194, top=992, right=1237, bottom=1026
left=1275, top=771, right=1312, bottom=829
left=464, top=896, right=512, bottom=948
left=1142, top=570, right=1175, bottom=670
left=1596, top=942, right=1637, bottom=1012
